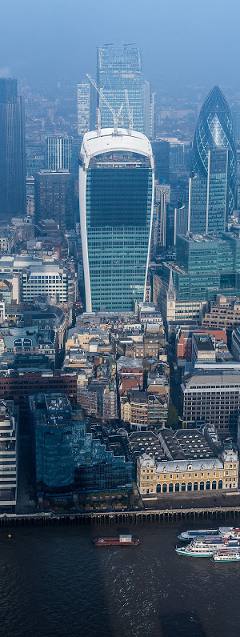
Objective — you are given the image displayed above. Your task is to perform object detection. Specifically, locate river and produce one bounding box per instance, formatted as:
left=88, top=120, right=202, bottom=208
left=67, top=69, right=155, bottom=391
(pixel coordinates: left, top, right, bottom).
left=0, top=521, right=239, bottom=636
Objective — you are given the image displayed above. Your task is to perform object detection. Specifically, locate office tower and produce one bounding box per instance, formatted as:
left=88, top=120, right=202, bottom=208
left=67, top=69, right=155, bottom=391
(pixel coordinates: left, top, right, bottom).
left=152, top=140, right=170, bottom=183
left=77, top=81, right=92, bottom=136
left=0, top=400, right=18, bottom=509
left=97, top=44, right=150, bottom=134
left=35, top=170, right=74, bottom=229
left=173, top=205, right=188, bottom=245
left=0, top=78, right=25, bottom=221
left=144, top=81, right=155, bottom=140
left=26, top=176, right=35, bottom=215
left=79, top=128, right=154, bottom=312
left=26, top=141, right=45, bottom=177
left=157, top=232, right=240, bottom=324
left=182, top=371, right=240, bottom=438
left=30, top=393, right=133, bottom=498
left=189, top=86, right=236, bottom=232
left=154, top=184, right=171, bottom=251
left=232, top=106, right=240, bottom=143
left=189, top=148, right=229, bottom=234
left=46, top=135, right=72, bottom=172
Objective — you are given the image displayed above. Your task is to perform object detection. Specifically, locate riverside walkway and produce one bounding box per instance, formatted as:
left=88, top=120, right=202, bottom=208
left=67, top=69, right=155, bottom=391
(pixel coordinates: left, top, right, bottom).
left=2, top=505, right=240, bottom=526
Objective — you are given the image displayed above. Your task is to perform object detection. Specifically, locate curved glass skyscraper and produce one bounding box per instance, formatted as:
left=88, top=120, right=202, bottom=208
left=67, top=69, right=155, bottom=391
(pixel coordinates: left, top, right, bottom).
left=189, top=86, right=236, bottom=233
left=79, top=128, right=154, bottom=312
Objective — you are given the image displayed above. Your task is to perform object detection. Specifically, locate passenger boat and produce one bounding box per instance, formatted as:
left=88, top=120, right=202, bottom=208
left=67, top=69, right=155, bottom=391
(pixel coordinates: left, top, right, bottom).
left=213, top=549, right=240, bottom=563
left=176, top=535, right=240, bottom=558
left=178, top=527, right=233, bottom=541
left=93, top=534, right=141, bottom=547
left=176, top=542, right=214, bottom=558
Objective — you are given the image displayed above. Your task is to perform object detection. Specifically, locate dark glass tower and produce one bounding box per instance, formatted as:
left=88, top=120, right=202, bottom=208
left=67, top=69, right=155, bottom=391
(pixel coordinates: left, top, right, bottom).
left=0, top=78, right=26, bottom=221
left=190, top=86, right=236, bottom=232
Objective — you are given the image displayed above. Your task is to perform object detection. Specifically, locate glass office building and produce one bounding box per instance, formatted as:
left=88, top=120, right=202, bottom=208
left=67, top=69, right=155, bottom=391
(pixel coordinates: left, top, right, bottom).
left=0, top=78, right=25, bottom=220
left=189, top=86, right=236, bottom=232
left=79, top=128, right=154, bottom=312
left=161, top=232, right=240, bottom=304
left=30, top=393, right=133, bottom=495
left=97, top=44, right=148, bottom=134
left=189, top=147, right=228, bottom=234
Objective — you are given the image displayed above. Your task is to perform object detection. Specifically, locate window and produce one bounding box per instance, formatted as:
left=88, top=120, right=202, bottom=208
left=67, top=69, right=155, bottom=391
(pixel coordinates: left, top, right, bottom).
left=181, top=483, right=186, bottom=492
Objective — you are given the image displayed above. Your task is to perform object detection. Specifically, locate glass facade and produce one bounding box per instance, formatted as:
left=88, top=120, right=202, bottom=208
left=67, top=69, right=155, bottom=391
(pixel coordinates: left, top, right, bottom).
left=162, top=233, right=240, bottom=303
left=191, top=86, right=236, bottom=228
left=80, top=135, right=154, bottom=313
left=0, top=79, right=25, bottom=220
left=97, top=45, right=146, bottom=133
left=32, top=394, right=133, bottom=494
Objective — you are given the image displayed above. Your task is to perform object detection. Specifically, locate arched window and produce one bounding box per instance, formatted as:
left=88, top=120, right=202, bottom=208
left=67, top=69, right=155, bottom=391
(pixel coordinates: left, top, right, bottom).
left=200, top=481, right=204, bottom=491
left=162, top=483, right=167, bottom=493
left=169, top=483, right=174, bottom=493
left=218, top=480, right=223, bottom=490
left=194, top=482, right=198, bottom=491
left=212, top=481, right=217, bottom=490
left=181, top=483, right=186, bottom=492
left=187, top=482, right=192, bottom=491
left=175, top=483, right=180, bottom=492
left=206, top=481, right=211, bottom=490
left=156, top=484, right=161, bottom=493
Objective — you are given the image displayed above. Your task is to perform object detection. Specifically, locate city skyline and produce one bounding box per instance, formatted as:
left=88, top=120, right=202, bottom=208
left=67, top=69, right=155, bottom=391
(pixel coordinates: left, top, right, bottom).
left=1, top=0, right=240, bottom=94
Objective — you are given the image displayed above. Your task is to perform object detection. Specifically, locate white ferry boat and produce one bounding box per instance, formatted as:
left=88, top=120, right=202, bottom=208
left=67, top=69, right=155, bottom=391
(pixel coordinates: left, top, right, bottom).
left=176, top=543, right=214, bottom=558
left=178, top=527, right=233, bottom=541
left=213, top=549, right=240, bottom=563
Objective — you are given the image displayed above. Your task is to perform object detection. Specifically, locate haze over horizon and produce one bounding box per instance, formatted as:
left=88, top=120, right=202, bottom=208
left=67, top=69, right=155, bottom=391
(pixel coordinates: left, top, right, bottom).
left=1, top=0, right=240, bottom=95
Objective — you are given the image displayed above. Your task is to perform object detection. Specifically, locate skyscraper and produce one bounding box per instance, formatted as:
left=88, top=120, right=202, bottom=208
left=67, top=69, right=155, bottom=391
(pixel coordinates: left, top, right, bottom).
left=77, top=82, right=92, bottom=136
left=97, top=44, right=151, bottom=135
left=35, top=170, right=74, bottom=229
left=79, top=128, right=154, bottom=312
left=46, top=135, right=72, bottom=172
left=189, top=86, right=236, bottom=233
left=0, top=78, right=25, bottom=221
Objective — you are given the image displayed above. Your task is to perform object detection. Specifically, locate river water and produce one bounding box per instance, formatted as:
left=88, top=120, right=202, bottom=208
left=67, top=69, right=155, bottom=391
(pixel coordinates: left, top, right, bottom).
left=0, top=521, right=239, bottom=637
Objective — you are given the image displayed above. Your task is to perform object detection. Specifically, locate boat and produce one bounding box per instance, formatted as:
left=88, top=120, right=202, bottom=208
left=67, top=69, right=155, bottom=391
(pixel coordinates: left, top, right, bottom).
left=176, top=535, right=240, bottom=558
left=93, top=534, right=141, bottom=547
left=213, top=549, right=240, bottom=563
left=178, top=527, right=233, bottom=541
left=176, top=543, right=214, bottom=558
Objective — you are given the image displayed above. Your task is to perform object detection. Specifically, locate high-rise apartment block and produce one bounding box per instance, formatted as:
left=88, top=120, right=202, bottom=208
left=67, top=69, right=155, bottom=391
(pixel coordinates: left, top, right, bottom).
left=0, top=78, right=25, bottom=221
left=79, top=128, right=154, bottom=312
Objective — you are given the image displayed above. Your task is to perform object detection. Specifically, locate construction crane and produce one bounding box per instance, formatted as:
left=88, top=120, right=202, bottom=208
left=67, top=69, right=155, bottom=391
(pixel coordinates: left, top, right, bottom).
left=87, top=74, right=124, bottom=135
left=124, top=89, right=133, bottom=134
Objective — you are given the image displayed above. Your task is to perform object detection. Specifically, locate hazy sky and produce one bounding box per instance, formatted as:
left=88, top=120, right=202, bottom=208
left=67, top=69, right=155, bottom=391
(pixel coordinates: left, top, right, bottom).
left=1, top=0, right=240, bottom=93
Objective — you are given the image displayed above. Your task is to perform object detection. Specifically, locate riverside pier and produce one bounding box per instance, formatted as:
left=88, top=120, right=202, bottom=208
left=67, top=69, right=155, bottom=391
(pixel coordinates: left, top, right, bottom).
left=2, top=505, right=240, bottom=527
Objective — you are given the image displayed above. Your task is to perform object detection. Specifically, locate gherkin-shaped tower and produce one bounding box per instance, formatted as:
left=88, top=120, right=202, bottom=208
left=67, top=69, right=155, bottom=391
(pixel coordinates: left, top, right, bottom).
left=193, top=86, right=236, bottom=218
